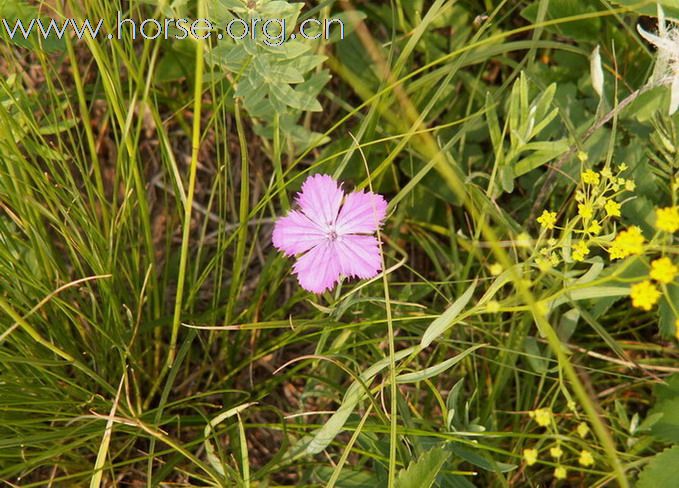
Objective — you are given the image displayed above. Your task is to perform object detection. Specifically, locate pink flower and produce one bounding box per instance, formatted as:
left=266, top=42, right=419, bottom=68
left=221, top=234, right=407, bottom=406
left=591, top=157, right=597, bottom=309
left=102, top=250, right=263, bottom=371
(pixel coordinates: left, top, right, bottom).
left=272, top=174, right=388, bottom=294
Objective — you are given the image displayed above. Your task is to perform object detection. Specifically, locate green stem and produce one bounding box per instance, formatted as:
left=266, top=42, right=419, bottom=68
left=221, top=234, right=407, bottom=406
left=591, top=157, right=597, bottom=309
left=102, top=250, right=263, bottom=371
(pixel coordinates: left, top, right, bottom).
left=168, top=5, right=206, bottom=367
left=224, top=101, right=250, bottom=327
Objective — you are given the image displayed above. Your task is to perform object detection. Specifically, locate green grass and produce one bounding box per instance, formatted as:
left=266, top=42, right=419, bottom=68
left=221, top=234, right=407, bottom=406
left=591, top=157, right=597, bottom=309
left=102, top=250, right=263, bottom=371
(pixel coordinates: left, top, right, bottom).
left=1, top=0, right=678, bottom=486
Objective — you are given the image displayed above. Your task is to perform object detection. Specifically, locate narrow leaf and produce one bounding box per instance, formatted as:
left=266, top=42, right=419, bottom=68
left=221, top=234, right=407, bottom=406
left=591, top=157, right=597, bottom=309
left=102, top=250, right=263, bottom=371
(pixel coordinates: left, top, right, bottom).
left=396, top=344, right=484, bottom=383
left=421, top=281, right=477, bottom=348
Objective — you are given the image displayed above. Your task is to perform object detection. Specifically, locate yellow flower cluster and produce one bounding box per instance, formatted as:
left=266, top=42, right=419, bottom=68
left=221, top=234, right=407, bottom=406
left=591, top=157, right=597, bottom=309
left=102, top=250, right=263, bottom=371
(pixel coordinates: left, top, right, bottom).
left=582, top=169, right=600, bottom=184
left=577, top=164, right=633, bottom=227
left=536, top=253, right=560, bottom=271
left=604, top=200, right=621, bottom=218
left=656, top=206, right=679, bottom=233
left=530, top=407, right=552, bottom=427
left=537, top=210, right=557, bottom=230
left=630, top=280, right=661, bottom=311
left=523, top=407, right=595, bottom=481
left=550, top=446, right=563, bottom=458
left=554, top=466, right=567, bottom=479
left=572, top=240, right=590, bottom=262
left=608, top=226, right=645, bottom=260
left=587, top=220, right=602, bottom=234
left=523, top=448, right=538, bottom=466
left=628, top=256, right=677, bottom=312
left=578, top=450, right=594, bottom=467
left=534, top=163, right=634, bottom=271
left=650, top=257, right=678, bottom=284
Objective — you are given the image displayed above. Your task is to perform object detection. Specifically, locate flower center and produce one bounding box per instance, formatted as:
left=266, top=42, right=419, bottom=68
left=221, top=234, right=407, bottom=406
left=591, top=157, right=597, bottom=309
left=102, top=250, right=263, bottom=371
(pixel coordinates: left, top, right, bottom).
left=328, top=230, right=338, bottom=241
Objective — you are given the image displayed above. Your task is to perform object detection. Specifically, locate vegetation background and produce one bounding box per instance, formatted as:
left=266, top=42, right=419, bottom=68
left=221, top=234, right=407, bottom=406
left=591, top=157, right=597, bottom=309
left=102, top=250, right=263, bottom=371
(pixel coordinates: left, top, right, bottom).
left=0, top=0, right=677, bottom=486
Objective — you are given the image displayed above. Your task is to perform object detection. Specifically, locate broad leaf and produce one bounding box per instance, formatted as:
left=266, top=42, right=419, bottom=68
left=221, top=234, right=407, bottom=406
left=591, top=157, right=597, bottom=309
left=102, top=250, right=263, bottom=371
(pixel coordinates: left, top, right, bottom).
left=395, top=446, right=450, bottom=488
left=637, top=446, right=679, bottom=488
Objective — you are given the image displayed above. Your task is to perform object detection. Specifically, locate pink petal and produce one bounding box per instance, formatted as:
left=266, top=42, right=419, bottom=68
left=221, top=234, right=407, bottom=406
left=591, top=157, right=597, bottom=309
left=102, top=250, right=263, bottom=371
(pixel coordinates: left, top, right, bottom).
left=292, top=241, right=341, bottom=294
left=334, top=235, right=382, bottom=279
left=335, top=190, right=387, bottom=235
left=272, top=210, right=327, bottom=257
left=296, top=174, right=344, bottom=227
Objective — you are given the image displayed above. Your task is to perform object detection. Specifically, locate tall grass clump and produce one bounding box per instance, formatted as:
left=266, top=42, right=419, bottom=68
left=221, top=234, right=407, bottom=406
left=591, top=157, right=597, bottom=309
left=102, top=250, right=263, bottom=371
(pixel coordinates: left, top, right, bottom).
left=0, top=0, right=678, bottom=486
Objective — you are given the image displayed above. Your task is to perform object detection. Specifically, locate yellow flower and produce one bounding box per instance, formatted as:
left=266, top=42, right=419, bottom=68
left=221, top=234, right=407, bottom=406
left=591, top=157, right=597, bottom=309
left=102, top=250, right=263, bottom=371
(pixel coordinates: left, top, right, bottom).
left=601, top=167, right=613, bottom=179
left=618, top=162, right=628, bottom=171
left=582, top=169, right=600, bottom=185
left=523, top=448, right=538, bottom=466
left=608, top=226, right=645, bottom=260
left=656, top=206, right=679, bottom=233
left=489, top=263, right=503, bottom=276
left=625, top=179, right=636, bottom=191
left=577, top=422, right=589, bottom=438
left=604, top=199, right=621, bottom=218
left=675, top=319, right=679, bottom=341
left=578, top=450, right=594, bottom=467
left=532, top=407, right=551, bottom=427
left=575, top=191, right=585, bottom=202
left=630, top=280, right=661, bottom=311
left=577, top=151, right=588, bottom=162
left=572, top=241, right=590, bottom=262
left=550, top=446, right=563, bottom=459
left=549, top=252, right=560, bottom=266
left=537, top=210, right=558, bottom=230
left=587, top=220, right=602, bottom=235
left=554, top=466, right=567, bottom=480
left=486, top=300, right=500, bottom=313
left=517, top=232, right=532, bottom=247
left=650, top=257, right=678, bottom=284
left=536, top=257, right=553, bottom=272
left=578, top=203, right=594, bottom=220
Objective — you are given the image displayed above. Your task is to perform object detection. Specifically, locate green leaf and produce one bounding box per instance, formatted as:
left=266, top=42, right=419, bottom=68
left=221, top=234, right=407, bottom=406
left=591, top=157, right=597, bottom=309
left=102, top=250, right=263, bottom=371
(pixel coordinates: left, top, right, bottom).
left=0, top=0, right=65, bottom=52
left=259, top=0, right=303, bottom=27
left=209, top=43, right=251, bottom=72
left=624, top=86, right=668, bottom=122
left=396, top=344, right=484, bottom=384
left=499, top=165, right=515, bottom=193
left=290, top=347, right=418, bottom=457
left=394, top=446, right=450, bottom=488
left=546, top=285, right=630, bottom=311
left=523, top=336, right=548, bottom=374
left=313, top=466, right=377, bottom=487
left=649, top=397, right=679, bottom=443
left=448, top=445, right=517, bottom=473
left=265, top=39, right=311, bottom=59
left=655, top=373, right=679, bottom=403
left=203, top=402, right=257, bottom=477
left=609, top=1, right=679, bottom=17
left=254, top=56, right=304, bottom=84
left=421, top=281, right=477, bottom=348
left=637, top=446, right=679, bottom=488
left=485, top=92, right=503, bottom=160
left=521, top=0, right=602, bottom=42
left=269, top=82, right=322, bottom=112
left=659, top=284, right=679, bottom=339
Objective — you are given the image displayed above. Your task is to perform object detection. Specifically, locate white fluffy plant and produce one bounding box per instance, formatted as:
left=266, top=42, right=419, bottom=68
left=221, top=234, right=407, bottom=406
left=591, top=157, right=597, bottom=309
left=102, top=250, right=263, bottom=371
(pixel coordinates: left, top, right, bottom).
left=637, top=4, right=679, bottom=115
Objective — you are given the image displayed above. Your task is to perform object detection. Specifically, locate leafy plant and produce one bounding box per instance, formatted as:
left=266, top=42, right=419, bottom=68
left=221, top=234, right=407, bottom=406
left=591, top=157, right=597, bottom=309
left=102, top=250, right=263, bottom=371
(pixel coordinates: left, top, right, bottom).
left=207, top=0, right=331, bottom=153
